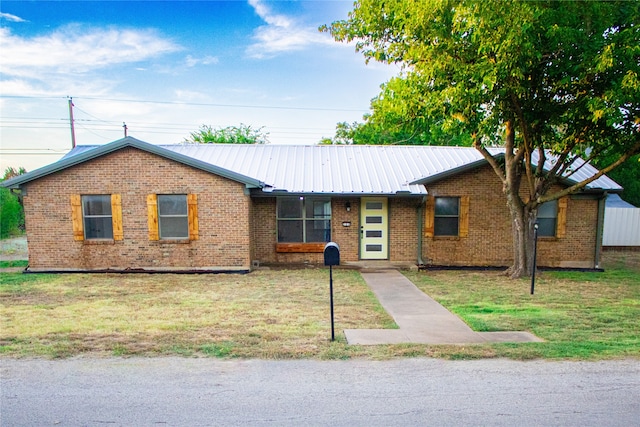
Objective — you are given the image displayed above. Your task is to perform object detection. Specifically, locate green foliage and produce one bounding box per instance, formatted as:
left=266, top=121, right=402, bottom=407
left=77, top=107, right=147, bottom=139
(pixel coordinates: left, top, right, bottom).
left=324, top=0, right=640, bottom=277
left=1, top=166, right=27, bottom=237
left=0, top=260, right=29, bottom=268
left=325, top=0, right=640, bottom=185
left=0, top=187, right=23, bottom=238
left=184, top=124, right=269, bottom=144
left=322, top=75, right=473, bottom=146
left=3, top=167, right=27, bottom=181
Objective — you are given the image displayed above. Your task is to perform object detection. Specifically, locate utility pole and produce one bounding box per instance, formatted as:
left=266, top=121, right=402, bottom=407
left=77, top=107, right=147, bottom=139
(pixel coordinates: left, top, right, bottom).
left=123, top=122, right=128, bottom=138
left=68, top=97, right=76, bottom=148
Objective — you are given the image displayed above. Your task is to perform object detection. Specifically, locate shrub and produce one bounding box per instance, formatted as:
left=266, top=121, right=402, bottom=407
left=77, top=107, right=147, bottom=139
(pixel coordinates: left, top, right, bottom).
left=0, top=187, right=24, bottom=238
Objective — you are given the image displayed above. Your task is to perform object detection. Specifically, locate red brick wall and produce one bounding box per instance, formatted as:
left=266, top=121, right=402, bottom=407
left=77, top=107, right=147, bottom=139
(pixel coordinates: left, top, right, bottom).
left=23, top=147, right=252, bottom=271
left=251, top=196, right=421, bottom=265
left=423, top=165, right=599, bottom=268
left=389, top=198, right=420, bottom=262
left=24, top=148, right=599, bottom=270
left=251, top=197, right=362, bottom=264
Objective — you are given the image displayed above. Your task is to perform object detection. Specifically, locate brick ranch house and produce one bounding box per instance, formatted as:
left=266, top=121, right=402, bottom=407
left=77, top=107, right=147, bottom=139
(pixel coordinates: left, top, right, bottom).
left=2, top=137, right=621, bottom=272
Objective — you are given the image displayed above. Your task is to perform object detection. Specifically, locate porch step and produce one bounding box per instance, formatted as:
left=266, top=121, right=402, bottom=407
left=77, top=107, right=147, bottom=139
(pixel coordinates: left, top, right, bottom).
left=342, top=261, right=418, bottom=271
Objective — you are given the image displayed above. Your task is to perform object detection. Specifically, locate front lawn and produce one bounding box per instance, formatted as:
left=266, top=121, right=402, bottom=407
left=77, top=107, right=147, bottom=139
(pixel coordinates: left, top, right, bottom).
left=404, top=268, right=639, bottom=360
left=1, top=267, right=638, bottom=360
left=0, top=269, right=394, bottom=359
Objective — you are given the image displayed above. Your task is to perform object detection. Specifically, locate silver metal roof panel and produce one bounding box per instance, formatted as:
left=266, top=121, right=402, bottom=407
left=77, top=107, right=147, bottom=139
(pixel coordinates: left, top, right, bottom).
left=4, top=139, right=622, bottom=194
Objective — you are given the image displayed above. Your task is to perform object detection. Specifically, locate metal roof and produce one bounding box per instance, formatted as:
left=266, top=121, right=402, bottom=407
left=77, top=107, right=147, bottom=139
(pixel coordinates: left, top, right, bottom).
left=3, top=138, right=622, bottom=194
left=531, top=150, right=622, bottom=192
left=1, top=137, right=264, bottom=190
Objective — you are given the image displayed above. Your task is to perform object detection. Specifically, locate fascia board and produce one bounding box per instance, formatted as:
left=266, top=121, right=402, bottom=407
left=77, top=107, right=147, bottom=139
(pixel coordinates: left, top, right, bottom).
left=1, top=137, right=265, bottom=189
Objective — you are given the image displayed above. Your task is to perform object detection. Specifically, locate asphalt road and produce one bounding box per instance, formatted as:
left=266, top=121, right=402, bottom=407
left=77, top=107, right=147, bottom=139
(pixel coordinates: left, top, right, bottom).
left=1, top=357, right=638, bottom=426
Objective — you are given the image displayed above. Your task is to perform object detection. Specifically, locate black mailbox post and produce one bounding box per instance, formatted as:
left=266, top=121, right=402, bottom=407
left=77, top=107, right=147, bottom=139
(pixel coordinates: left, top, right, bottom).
left=324, top=242, right=340, bottom=341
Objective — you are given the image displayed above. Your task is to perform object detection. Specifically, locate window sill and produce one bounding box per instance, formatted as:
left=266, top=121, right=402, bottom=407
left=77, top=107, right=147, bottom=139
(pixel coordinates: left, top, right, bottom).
left=276, top=243, right=326, bottom=253
left=83, top=239, right=115, bottom=245
left=157, top=239, right=191, bottom=244
left=432, top=236, right=460, bottom=241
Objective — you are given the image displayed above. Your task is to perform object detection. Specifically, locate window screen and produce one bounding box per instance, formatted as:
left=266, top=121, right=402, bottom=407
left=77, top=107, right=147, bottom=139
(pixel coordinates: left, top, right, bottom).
left=82, top=195, right=113, bottom=239
left=158, top=194, right=189, bottom=239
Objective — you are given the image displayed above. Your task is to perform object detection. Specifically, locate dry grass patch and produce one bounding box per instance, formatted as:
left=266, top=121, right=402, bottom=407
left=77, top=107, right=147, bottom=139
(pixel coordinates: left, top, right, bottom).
left=1, top=269, right=395, bottom=359
left=2, top=266, right=638, bottom=360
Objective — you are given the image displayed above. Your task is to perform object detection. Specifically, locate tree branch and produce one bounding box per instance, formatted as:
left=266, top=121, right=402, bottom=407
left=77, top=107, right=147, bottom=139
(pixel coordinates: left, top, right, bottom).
left=473, top=134, right=506, bottom=184
left=537, top=141, right=640, bottom=203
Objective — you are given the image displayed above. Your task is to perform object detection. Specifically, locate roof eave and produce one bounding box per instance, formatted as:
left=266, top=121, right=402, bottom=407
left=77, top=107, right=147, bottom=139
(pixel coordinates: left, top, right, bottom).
left=410, top=158, right=490, bottom=186
left=251, top=189, right=426, bottom=197
left=0, top=137, right=265, bottom=189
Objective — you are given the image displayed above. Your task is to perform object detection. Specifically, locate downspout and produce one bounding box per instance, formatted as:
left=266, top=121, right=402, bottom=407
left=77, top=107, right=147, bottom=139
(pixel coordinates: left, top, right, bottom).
left=594, top=192, right=607, bottom=269
left=417, top=196, right=426, bottom=267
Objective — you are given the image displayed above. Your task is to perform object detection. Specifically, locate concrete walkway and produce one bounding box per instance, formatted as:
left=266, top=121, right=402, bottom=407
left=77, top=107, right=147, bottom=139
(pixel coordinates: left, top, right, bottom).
left=344, top=270, right=543, bottom=345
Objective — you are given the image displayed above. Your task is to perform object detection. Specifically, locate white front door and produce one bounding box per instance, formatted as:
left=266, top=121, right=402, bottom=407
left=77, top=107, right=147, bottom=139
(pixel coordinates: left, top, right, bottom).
left=360, top=197, right=388, bottom=260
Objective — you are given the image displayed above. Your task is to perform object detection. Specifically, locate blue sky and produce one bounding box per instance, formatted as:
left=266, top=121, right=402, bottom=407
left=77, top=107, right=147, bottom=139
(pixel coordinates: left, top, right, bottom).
left=0, top=1, right=398, bottom=171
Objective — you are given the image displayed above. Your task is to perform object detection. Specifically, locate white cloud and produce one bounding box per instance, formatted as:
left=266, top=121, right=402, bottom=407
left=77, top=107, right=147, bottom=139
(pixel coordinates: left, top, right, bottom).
left=246, top=0, right=334, bottom=59
left=0, top=12, right=26, bottom=22
left=0, top=25, right=181, bottom=78
left=185, top=55, right=219, bottom=67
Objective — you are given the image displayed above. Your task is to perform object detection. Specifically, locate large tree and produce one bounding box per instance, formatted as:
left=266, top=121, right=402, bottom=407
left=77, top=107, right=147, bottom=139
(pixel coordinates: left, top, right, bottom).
left=324, top=0, right=640, bottom=278
left=322, top=74, right=472, bottom=146
left=184, top=124, right=269, bottom=144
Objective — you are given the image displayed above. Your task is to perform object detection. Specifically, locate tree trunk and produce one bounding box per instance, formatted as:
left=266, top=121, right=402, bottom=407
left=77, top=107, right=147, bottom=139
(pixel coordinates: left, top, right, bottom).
left=500, top=120, right=539, bottom=279
left=505, top=196, right=538, bottom=279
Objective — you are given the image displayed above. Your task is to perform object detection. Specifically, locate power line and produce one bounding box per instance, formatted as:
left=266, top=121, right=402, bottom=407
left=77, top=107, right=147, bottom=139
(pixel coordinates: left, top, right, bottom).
left=0, top=94, right=369, bottom=113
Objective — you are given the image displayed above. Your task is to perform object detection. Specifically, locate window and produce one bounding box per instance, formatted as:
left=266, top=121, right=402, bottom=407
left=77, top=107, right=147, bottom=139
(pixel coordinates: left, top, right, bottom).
left=70, top=194, right=123, bottom=241
left=537, top=200, right=558, bottom=237
left=536, top=197, right=569, bottom=238
left=158, top=195, right=189, bottom=239
left=83, top=195, right=113, bottom=239
left=424, top=195, right=469, bottom=238
left=277, top=197, right=331, bottom=243
left=147, top=194, right=198, bottom=241
left=434, top=197, right=460, bottom=236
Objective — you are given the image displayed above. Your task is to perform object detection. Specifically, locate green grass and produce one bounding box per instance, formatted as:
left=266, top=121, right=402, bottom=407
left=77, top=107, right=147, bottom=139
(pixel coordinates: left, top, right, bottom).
left=404, top=268, right=640, bottom=360
left=1, top=267, right=638, bottom=360
left=0, top=260, right=28, bottom=269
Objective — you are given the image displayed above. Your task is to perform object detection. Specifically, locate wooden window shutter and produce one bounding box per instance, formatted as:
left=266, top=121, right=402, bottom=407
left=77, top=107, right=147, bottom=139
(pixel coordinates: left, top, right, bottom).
left=70, top=194, right=84, bottom=241
left=424, top=195, right=435, bottom=237
left=188, top=193, right=199, bottom=240
left=459, top=196, right=470, bottom=238
left=556, top=196, right=568, bottom=238
left=111, top=194, right=123, bottom=241
left=147, top=194, right=159, bottom=241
